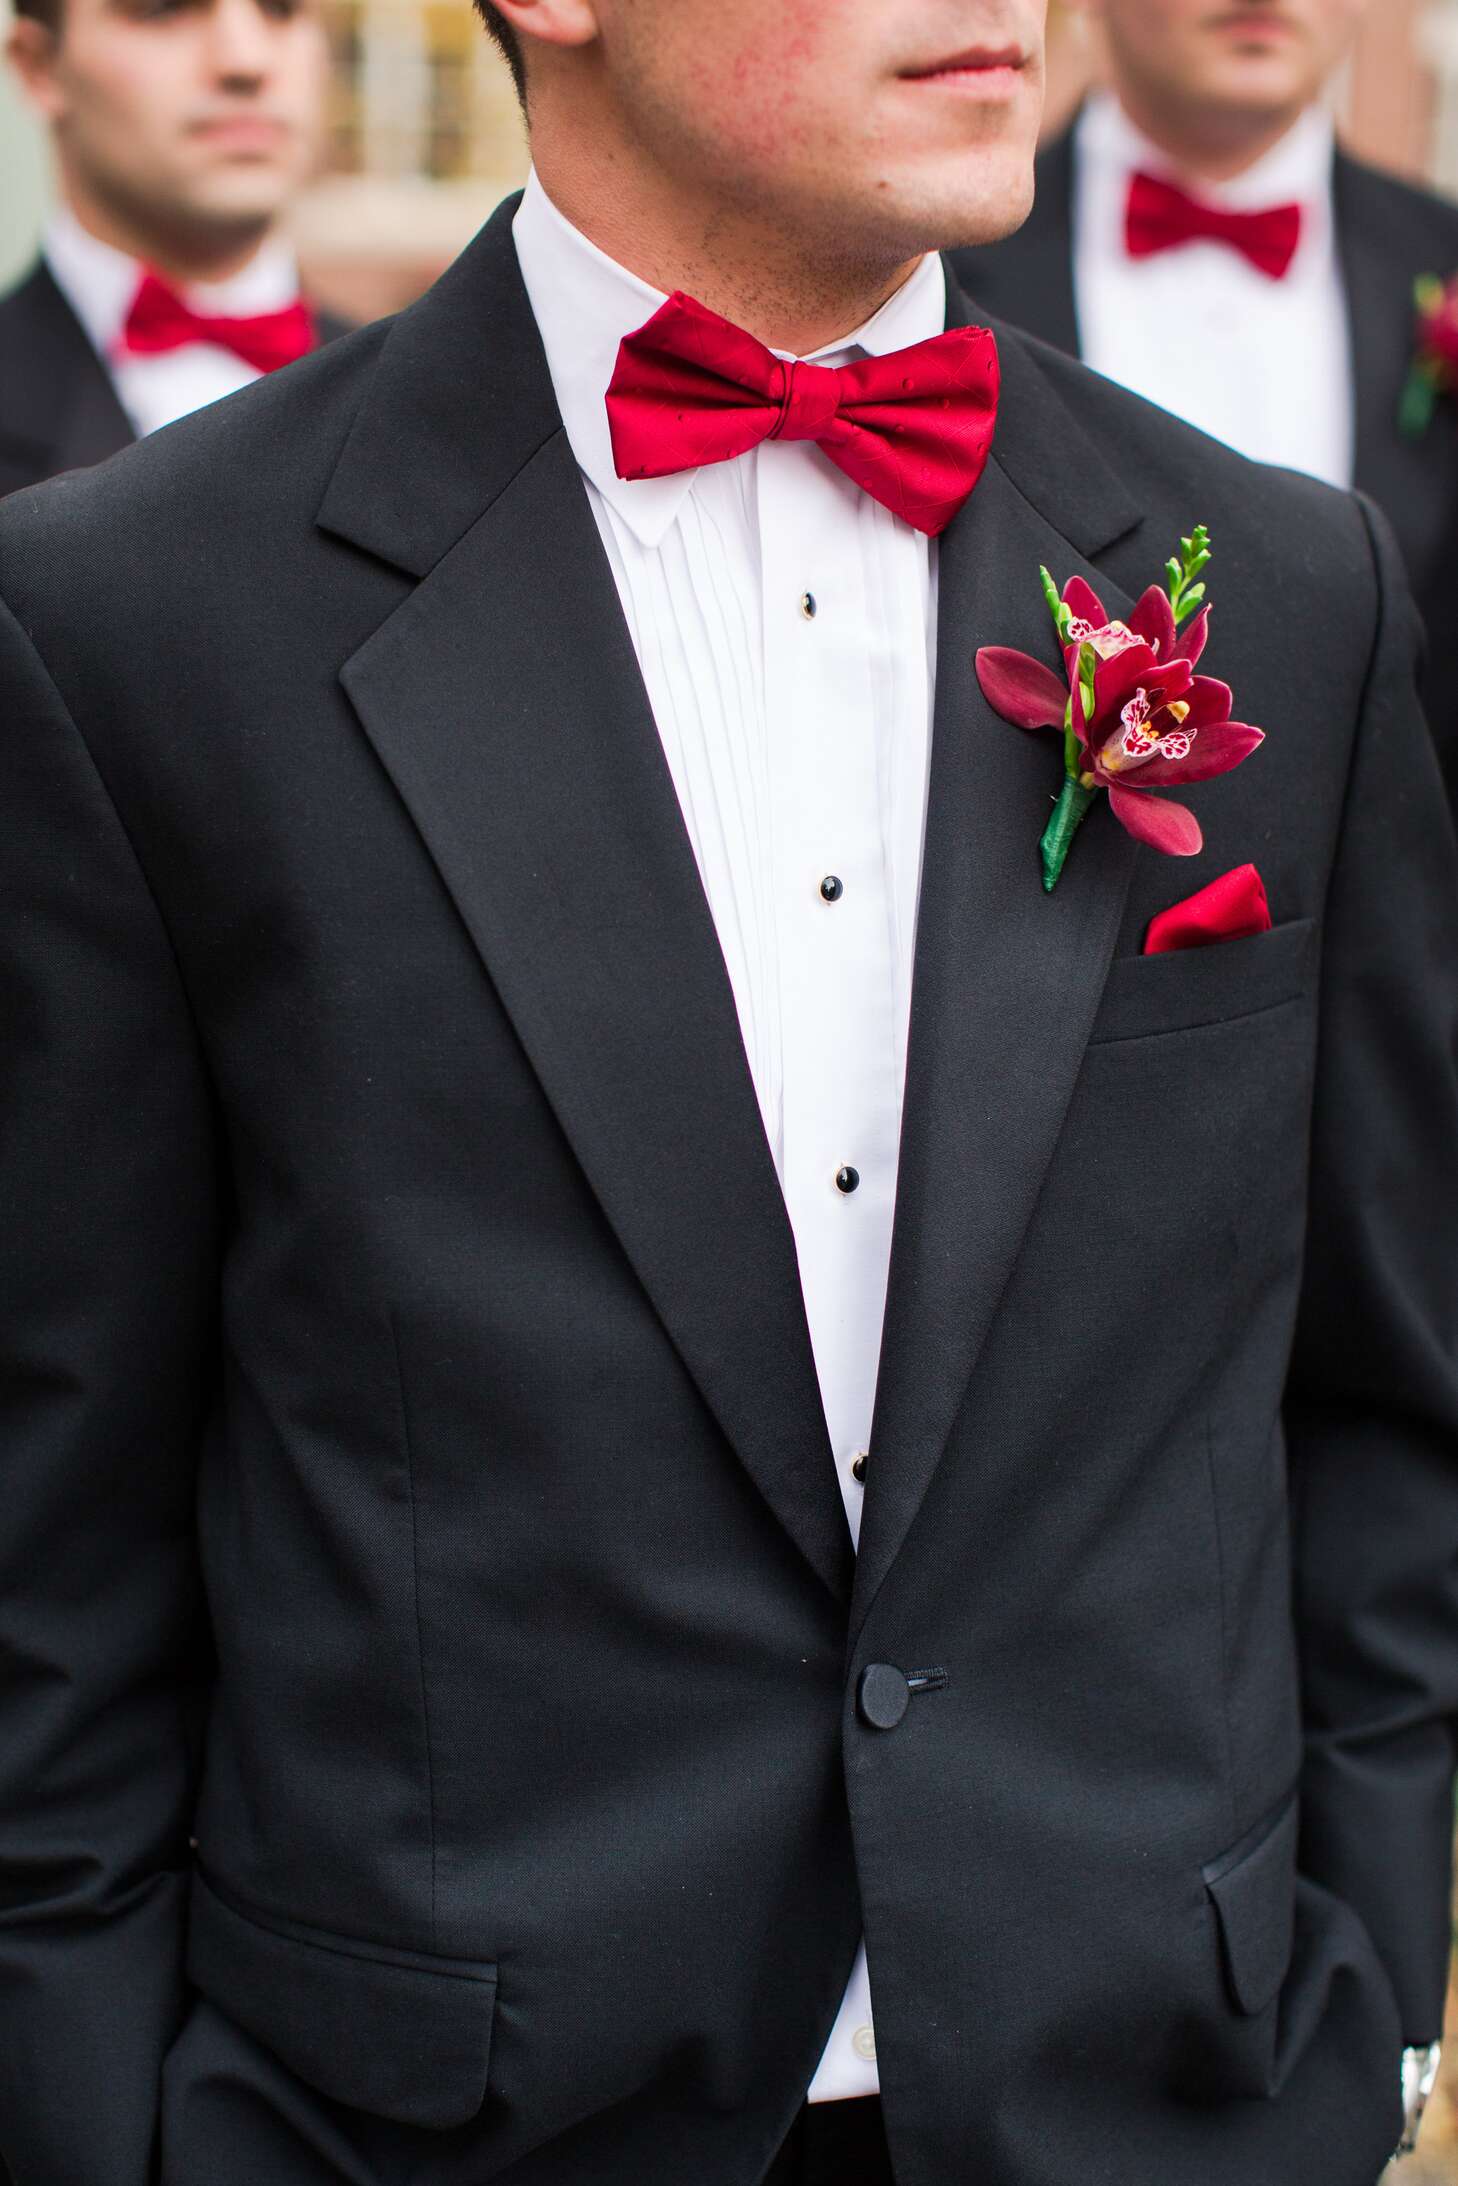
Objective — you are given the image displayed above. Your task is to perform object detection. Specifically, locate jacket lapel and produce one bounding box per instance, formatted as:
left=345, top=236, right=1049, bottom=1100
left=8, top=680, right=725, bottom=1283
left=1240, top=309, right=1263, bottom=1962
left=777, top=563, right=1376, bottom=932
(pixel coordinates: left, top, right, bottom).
left=323, top=204, right=851, bottom=1607
left=1337, top=153, right=1424, bottom=525
left=852, top=298, right=1145, bottom=1630
left=0, top=265, right=133, bottom=484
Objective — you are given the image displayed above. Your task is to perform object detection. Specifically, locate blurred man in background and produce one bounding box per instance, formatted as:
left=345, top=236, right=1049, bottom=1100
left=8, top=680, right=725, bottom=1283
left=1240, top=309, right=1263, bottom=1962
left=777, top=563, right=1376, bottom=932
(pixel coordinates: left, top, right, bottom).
left=0, top=0, right=338, bottom=493
left=953, top=0, right=1458, bottom=803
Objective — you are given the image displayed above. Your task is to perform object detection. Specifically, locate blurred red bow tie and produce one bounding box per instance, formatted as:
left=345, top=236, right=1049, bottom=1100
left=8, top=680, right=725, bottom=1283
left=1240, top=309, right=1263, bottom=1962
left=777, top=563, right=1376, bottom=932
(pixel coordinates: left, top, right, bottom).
left=605, top=291, right=1000, bottom=538
left=121, top=269, right=316, bottom=374
left=1125, top=171, right=1304, bottom=281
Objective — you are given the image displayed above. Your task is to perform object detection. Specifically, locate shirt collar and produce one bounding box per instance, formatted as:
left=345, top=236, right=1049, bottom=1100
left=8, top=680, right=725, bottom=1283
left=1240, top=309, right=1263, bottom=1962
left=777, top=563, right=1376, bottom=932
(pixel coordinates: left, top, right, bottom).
left=1078, top=88, right=1336, bottom=219
left=43, top=199, right=302, bottom=365
left=512, top=166, right=948, bottom=548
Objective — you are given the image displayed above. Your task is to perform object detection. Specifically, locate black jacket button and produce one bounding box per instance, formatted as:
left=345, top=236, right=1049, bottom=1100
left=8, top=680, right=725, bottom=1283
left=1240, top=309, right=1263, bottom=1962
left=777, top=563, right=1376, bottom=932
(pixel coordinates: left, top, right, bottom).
left=857, top=1663, right=910, bottom=1730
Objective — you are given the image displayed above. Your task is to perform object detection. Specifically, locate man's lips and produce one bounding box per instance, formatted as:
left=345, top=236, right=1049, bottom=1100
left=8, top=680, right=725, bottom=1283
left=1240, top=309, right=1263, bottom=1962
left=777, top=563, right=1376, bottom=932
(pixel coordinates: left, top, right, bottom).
left=1204, top=8, right=1299, bottom=33
left=188, top=115, right=291, bottom=152
left=901, top=44, right=1027, bottom=81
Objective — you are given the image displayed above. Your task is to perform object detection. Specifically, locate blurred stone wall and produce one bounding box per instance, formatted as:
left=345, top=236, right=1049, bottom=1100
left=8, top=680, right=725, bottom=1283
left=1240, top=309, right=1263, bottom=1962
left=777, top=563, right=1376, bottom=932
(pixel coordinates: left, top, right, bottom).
left=294, top=0, right=525, bottom=320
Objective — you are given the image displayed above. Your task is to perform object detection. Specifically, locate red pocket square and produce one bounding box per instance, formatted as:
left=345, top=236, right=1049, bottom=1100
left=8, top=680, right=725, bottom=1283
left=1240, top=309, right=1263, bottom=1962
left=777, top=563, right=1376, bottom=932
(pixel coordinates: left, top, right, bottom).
left=1143, top=863, right=1272, bottom=956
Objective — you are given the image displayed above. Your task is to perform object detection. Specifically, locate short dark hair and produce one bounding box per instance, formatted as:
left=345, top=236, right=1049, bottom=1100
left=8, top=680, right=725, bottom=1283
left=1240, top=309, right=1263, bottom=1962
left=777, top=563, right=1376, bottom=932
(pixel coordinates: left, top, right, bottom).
left=475, top=3, right=526, bottom=102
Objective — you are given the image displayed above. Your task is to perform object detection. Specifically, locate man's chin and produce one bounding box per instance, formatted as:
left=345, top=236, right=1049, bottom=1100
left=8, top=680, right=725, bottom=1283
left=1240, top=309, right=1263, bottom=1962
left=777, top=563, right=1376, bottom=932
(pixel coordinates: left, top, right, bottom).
left=1200, top=62, right=1316, bottom=120
left=173, top=172, right=301, bottom=235
left=908, top=175, right=1038, bottom=257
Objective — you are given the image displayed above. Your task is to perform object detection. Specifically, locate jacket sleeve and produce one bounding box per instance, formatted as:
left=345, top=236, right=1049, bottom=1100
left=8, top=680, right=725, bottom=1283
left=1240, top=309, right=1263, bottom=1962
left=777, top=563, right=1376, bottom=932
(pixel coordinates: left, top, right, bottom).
left=0, top=591, right=222, bottom=2183
left=1285, top=495, right=1458, bottom=2045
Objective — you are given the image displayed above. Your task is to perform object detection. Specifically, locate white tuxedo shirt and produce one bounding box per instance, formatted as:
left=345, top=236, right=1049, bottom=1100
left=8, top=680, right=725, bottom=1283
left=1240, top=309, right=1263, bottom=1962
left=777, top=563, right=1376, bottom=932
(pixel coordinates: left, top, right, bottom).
left=513, top=169, right=946, bottom=2104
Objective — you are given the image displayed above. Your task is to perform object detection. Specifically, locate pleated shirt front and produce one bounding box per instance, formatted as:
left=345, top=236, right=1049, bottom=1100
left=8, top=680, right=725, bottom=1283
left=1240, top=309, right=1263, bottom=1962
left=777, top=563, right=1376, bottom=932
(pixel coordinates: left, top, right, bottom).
left=514, top=170, right=944, bottom=2104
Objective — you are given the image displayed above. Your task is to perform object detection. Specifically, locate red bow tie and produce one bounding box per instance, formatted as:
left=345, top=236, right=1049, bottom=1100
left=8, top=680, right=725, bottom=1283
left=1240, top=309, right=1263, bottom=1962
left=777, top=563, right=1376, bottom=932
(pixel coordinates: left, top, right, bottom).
left=605, top=291, right=999, bottom=537
left=1125, top=171, right=1303, bottom=281
left=121, top=269, right=316, bottom=375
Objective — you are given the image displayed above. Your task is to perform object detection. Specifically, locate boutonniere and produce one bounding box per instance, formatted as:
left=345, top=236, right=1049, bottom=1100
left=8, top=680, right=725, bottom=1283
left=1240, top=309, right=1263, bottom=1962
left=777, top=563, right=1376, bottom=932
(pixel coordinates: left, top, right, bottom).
left=975, top=527, right=1265, bottom=892
left=1399, top=274, right=1458, bottom=440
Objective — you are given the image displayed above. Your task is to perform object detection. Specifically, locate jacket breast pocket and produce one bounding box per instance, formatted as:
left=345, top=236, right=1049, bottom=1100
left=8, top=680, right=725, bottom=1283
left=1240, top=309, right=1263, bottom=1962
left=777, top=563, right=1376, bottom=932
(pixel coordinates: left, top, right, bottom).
left=185, top=1867, right=497, bottom=2130
left=1089, top=917, right=1318, bottom=1046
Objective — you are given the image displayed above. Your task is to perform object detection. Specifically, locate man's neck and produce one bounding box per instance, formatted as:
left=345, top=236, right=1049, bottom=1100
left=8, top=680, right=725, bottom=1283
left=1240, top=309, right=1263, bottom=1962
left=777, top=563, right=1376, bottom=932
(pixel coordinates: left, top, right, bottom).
left=58, top=175, right=274, bottom=287
left=529, top=139, right=921, bottom=357
left=1110, top=84, right=1313, bottom=188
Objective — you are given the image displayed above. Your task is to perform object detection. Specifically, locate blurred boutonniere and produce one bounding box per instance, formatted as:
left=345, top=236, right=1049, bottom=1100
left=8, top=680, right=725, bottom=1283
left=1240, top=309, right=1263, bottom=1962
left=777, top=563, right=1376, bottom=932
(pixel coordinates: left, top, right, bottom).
left=975, top=528, right=1265, bottom=892
left=1399, top=274, right=1458, bottom=440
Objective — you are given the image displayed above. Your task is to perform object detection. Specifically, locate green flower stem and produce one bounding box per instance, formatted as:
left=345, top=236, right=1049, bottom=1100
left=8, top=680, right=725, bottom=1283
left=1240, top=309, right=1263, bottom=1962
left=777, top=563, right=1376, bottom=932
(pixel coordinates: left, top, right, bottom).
left=1040, top=564, right=1072, bottom=641
left=1040, top=775, right=1098, bottom=893
left=1166, top=525, right=1212, bottom=628
left=1400, top=366, right=1438, bottom=442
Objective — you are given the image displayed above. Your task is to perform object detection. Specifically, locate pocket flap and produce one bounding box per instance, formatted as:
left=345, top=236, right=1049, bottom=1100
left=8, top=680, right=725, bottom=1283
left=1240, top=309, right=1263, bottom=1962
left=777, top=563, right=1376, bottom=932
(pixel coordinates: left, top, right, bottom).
left=1202, top=1793, right=1299, bottom=2017
left=1090, top=917, right=1317, bottom=1045
left=186, top=1868, right=496, bottom=2129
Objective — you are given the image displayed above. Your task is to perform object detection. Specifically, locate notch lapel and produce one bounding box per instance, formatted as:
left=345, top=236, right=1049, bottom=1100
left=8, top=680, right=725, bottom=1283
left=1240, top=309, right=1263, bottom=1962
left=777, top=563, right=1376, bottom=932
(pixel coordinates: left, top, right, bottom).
left=53, top=359, right=135, bottom=477
left=0, top=266, right=133, bottom=485
left=1337, top=154, right=1423, bottom=524
left=852, top=312, right=1144, bottom=1632
left=325, top=206, right=850, bottom=1607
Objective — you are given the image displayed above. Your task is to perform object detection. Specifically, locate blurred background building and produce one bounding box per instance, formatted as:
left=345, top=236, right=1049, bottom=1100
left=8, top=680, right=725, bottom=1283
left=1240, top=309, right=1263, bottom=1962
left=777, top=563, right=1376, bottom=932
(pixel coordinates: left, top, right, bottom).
left=7, top=0, right=1458, bottom=309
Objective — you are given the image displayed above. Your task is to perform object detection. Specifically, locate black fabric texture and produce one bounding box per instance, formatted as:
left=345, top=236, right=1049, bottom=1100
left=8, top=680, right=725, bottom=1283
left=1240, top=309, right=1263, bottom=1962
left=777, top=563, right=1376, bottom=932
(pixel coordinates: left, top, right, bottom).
left=950, top=135, right=1458, bottom=814
left=764, top=2099, right=895, bottom=2186
left=0, top=196, right=1454, bottom=2185
left=0, top=260, right=134, bottom=492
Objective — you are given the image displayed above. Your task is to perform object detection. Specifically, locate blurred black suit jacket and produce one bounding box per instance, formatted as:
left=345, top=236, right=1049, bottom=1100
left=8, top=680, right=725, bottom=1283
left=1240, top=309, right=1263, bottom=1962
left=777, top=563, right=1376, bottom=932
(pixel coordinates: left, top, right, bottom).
left=952, top=134, right=1458, bottom=813
left=0, top=199, right=1456, bottom=2186
left=0, top=257, right=351, bottom=495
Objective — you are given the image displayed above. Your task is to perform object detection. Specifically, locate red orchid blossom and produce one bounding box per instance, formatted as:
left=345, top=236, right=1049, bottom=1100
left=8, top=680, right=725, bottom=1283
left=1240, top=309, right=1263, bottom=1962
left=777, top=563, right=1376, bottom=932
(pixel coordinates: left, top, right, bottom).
left=976, top=550, right=1264, bottom=885
left=1401, top=273, right=1458, bottom=439
left=1418, top=276, right=1458, bottom=377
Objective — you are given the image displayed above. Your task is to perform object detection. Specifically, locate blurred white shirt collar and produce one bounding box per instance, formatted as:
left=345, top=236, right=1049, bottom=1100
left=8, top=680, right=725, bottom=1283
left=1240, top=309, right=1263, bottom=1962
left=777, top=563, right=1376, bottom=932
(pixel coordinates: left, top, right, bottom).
left=43, top=199, right=301, bottom=364
left=1079, top=86, right=1337, bottom=214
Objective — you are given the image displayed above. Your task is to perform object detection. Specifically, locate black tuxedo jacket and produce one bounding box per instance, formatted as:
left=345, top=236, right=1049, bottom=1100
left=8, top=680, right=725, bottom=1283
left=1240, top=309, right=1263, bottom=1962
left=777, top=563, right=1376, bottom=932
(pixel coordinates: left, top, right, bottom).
left=0, top=256, right=351, bottom=495
left=951, top=135, right=1458, bottom=813
left=1, top=199, right=1456, bottom=2186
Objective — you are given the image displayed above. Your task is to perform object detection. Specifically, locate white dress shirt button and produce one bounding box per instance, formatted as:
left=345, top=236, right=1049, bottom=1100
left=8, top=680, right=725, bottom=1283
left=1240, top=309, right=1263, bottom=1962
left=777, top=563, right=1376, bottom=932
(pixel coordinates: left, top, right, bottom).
left=852, top=2024, right=877, bottom=2062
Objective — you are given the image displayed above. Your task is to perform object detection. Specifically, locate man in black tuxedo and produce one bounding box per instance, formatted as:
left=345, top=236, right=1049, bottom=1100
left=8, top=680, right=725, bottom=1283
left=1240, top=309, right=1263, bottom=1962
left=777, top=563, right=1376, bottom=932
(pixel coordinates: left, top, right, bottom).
left=0, top=0, right=1456, bottom=2181
left=951, top=0, right=1458, bottom=807
left=0, top=0, right=343, bottom=494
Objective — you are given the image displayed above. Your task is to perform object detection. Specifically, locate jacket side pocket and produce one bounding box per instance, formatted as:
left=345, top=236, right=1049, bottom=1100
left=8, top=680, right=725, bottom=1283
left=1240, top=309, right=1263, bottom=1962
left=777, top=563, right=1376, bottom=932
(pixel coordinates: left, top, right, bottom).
left=1203, top=1790, right=1300, bottom=2020
left=1188, top=1790, right=1301, bottom=2099
left=185, top=1868, right=497, bottom=2129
